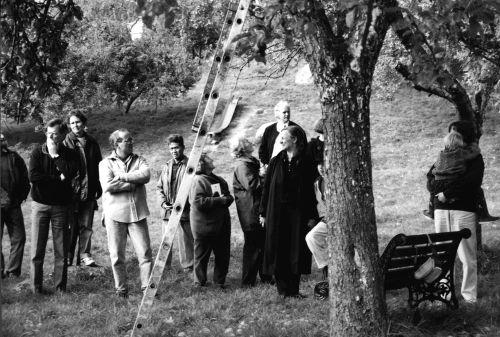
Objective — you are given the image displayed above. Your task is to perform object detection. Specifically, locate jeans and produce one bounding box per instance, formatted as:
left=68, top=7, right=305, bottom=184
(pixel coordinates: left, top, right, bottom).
left=1, top=206, right=26, bottom=276
left=30, top=202, right=69, bottom=292
left=68, top=199, right=96, bottom=263
left=305, top=221, right=328, bottom=269
left=434, top=209, right=478, bottom=302
left=105, top=217, right=152, bottom=294
left=162, top=219, right=194, bottom=269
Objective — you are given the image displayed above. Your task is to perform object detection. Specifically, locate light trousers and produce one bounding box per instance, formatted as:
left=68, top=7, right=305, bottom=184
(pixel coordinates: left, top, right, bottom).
left=305, top=221, right=328, bottom=269
left=105, top=217, right=152, bottom=293
left=434, top=209, right=478, bottom=302
left=162, top=219, right=194, bottom=269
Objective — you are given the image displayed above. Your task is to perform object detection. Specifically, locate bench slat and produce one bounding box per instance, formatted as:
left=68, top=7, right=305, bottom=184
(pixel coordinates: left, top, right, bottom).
left=391, top=241, right=456, bottom=258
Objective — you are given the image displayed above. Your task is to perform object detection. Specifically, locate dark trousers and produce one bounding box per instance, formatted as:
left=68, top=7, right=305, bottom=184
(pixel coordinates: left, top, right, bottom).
left=241, top=229, right=266, bottom=286
left=68, top=199, right=96, bottom=264
left=275, top=270, right=300, bottom=296
left=193, top=223, right=230, bottom=286
left=1, top=206, right=26, bottom=276
left=31, top=202, right=69, bottom=292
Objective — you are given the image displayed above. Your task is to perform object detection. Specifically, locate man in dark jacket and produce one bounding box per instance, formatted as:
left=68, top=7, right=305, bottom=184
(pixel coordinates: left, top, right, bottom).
left=258, top=101, right=301, bottom=167
left=1, top=133, right=30, bottom=278
left=189, top=153, right=233, bottom=288
left=157, top=134, right=194, bottom=272
left=64, top=111, right=102, bottom=267
left=29, top=118, right=79, bottom=293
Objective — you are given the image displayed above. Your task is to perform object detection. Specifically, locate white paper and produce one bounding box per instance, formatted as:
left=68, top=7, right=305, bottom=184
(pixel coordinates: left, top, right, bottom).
left=211, top=183, right=222, bottom=196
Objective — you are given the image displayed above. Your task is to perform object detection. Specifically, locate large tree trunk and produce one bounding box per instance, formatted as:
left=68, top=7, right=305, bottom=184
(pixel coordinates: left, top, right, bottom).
left=322, top=79, right=387, bottom=337
left=295, top=1, right=392, bottom=335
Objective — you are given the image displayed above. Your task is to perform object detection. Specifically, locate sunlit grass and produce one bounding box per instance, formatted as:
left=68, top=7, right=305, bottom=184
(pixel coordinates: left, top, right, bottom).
left=2, top=65, right=500, bottom=337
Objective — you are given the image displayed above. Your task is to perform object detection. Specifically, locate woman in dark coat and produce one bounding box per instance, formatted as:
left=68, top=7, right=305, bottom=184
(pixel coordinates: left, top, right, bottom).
left=231, top=137, right=269, bottom=286
left=259, top=125, right=319, bottom=298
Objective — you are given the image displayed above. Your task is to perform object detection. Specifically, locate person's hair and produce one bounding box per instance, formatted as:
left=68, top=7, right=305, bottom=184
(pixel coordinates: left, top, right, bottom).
left=286, top=125, right=307, bottom=152
left=448, top=120, right=476, bottom=144
left=230, top=137, right=254, bottom=158
left=273, top=100, right=290, bottom=118
left=167, top=134, right=184, bottom=147
left=444, top=131, right=464, bottom=150
left=196, top=152, right=213, bottom=174
left=109, top=128, right=130, bottom=149
left=44, top=118, right=68, bottom=134
left=67, top=110, right=88, bottom=125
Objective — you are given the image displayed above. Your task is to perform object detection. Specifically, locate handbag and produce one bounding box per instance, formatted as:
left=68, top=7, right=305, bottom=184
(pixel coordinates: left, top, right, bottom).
left=414, top=234, right=443, bottom=284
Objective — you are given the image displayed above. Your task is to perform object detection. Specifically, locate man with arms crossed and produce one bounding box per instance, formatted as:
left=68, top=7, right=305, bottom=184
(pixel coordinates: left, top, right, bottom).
left=99, top=129, right=152, bottom=298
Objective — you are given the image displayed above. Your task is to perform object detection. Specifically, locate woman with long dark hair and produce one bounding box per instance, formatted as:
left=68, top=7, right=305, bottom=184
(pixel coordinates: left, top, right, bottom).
left=260, top=125, right=318, bottom=298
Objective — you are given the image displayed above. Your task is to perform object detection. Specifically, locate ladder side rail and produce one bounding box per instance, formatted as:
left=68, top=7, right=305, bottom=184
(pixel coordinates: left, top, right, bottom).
left=192, top=0, right=239, bottom=132
left=131, top=1, right=252, bottom=335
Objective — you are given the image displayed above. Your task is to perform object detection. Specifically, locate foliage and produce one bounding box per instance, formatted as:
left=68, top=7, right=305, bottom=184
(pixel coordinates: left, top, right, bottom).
left=46, top=0, right=200, bottom=116
left=0, top=0, right=82, bottom=123
left=177, top=0, right=227, bottom=60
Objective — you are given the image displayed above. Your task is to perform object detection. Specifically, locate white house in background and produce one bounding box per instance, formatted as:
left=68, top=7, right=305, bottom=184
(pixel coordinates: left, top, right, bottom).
left=127, top=18, right=144, bottom=41
left=295, top=63, right=314, bottom=85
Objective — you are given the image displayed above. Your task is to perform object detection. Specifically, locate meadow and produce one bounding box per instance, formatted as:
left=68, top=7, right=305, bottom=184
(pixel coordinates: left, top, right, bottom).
left=1, top=64, right=500, bottom=337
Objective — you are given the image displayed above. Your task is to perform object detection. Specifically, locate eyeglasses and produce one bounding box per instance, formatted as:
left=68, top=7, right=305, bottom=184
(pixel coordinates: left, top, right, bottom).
left=117, top=138, right=134, bottom=144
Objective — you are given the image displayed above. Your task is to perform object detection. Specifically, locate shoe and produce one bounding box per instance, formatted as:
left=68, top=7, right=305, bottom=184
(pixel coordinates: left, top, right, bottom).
left=479, top=214, right=500, bottom=222
left=33, top=287, right=52, bottom=295
left=81, top=256, right=97, bottom=267
left=422, top=210, right=434, bottom=221
left=116, top=291, right=129, bottom=299
left=4, top=271, right=20, bottom=278
left=285, top=293, right=307, bottom=299
left=183, top=267, right=193, bottom=273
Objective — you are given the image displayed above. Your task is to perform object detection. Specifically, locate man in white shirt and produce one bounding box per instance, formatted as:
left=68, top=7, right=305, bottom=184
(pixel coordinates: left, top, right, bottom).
left=99, top=129, right=152, bottom=298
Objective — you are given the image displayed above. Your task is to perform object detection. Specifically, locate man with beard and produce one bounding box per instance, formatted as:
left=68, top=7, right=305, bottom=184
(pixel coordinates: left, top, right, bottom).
left=99, top=129, right=152, bottom=298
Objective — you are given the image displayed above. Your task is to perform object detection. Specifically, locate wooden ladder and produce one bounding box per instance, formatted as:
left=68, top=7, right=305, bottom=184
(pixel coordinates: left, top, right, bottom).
left=131, top=1, right=251, bottom=335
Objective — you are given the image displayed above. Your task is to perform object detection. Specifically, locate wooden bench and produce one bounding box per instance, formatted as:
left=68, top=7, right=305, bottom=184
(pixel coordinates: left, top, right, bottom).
left=380, top=228, right=471, bottom=322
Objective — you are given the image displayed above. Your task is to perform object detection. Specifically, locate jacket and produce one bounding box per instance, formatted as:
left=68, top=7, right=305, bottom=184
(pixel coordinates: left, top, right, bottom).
left=258, top=121, right=298, bottom=165
left=189, top=172, right=233, bottom=237
left=427, top=154, right=484, bottom=213
left=63, top=131, right=103, bottom=200
left=99, top=152, right=150, bottom=223
left=0, top=148, right=30, bottom=207
left=29, top=143, right=79, bottom=205
left=232, top=156, right=262, bottom=231
left=157, top=155, right=189, bottom=221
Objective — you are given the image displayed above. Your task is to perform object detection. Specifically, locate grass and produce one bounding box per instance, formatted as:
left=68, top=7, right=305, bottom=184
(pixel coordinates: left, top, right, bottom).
left=1, top=63, right=500, bottom=337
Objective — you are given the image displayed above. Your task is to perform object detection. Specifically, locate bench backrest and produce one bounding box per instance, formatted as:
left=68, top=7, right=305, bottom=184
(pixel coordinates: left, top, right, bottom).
left=380, top=228, right=471, bottom=291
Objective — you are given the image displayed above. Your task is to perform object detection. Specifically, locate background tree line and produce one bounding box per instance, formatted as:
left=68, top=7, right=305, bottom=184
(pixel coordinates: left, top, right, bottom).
left=1, top=0, right=226, bottom=123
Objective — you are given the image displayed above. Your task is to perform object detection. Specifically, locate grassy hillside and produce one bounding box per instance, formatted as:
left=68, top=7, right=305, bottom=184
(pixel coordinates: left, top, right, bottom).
left=1, top=63, right=500, bottom=337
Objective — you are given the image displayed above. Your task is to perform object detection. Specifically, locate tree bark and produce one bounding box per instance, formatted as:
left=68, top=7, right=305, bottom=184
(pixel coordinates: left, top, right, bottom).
left=294, top=1, right=392, bottom=335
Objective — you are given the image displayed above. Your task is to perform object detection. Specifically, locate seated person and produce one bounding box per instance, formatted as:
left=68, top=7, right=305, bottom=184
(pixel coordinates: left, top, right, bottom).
left=305, top=162, right=328, bottom=280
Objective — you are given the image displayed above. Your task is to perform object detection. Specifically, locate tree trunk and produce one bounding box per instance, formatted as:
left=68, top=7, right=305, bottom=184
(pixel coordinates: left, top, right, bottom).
left=321, top=81, right=387, bottom=336
left=295, top=1, right=391, bottom=334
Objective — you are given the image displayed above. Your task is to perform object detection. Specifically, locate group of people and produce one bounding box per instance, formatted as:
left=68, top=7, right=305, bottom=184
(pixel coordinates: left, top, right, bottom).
left=1, top=100, right=328, bottom=299
left=1, top=101, right=489, bottom=303
left=1, top=113, right=103, bottom=294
